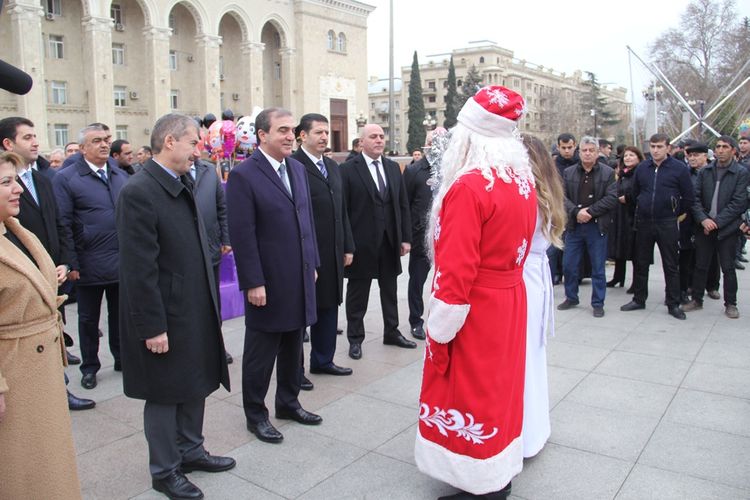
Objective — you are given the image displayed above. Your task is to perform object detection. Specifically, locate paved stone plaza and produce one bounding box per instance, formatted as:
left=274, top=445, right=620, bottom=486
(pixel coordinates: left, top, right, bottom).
left=66, top=258, right=750, bottom=499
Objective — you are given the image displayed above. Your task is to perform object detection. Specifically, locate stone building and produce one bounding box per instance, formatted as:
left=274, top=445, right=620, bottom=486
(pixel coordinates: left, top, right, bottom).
left=0, top=0, right=374, bottom=151
left=369, top=41, right=631, bottom=152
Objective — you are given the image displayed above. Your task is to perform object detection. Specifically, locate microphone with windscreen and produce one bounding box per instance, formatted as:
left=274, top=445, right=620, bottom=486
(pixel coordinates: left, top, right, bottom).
left=0, top=58, right=33, bottom=95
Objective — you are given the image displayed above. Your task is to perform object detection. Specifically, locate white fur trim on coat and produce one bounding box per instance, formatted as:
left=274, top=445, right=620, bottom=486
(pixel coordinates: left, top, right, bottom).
left=414, top=430, right=523, bottom=495
left=426, top=295, right=470, bottom=344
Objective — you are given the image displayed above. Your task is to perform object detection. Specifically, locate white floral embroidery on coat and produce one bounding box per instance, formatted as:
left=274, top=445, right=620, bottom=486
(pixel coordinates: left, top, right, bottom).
left=516, top=238, right=528, bottom=266
left=432, top=268, right=442, bottom=291
left=434, top=216, right=442, bottom=242
left=419, top=403, right=499, bottom=445
left=504, top=167, right=531, bottom=199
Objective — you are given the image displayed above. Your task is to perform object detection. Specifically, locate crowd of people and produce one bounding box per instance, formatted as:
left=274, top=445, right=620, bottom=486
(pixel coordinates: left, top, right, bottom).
left=1, top=83, right=749, bottom=499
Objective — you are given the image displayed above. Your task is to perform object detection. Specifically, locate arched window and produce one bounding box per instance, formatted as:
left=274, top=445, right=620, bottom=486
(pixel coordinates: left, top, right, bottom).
left=327, top=30, right=335, bottom=50
left=337, top=32, right=346, bottom=53
left=479, top=56, right=485, bottom=64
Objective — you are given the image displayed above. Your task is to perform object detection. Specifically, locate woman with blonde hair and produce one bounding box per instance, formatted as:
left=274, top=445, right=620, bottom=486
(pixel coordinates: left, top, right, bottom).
left=0, top=150, right=81, bottom=499
left=520, top=134, right=566, bottom=458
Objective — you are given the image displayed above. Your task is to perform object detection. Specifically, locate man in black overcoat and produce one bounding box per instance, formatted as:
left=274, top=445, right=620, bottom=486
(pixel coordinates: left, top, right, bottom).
left=226, top=108, right=322, bottom=445
left=340, top=124, right=414, bottom=360
left=292, top=113, right=354, bottom=377
left=117, top=114, right=233, bottom=500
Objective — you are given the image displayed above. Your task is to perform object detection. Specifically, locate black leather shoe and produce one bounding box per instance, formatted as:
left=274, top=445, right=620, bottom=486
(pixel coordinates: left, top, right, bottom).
left=410, top=325, right=426, bottom=340
left=557, top=299, right=579, bottom=310
left=67, top=390, right=95, bottom=411
left=592, top=307, right=604, bottom=318
left=66, top=350, right=81, bottom=365
left=438, top=481, right=511, bottom=499
left=735, top=260, right=746, bottom=270
left=113, top=360, right=122, bottom=372
left=247, top=419, right=283, bottom=443
left=606, top=279, right=624, bottom=288
left=300, top=375, right=314, bottom=391
left=668, top=306, right=687, bottom=320
left=63, top=331, right=74, bottom=347
left=81, top=373, right=97, bottom=389
left=336, top=328, right=343, bottom=335
left=739, top=255, right=749, bottom=263
left=349, top=343, right=362, bottom=360
left=276, top=407, right=322, bottom=425
left=152, top=470, right=204, bottom=499
left=181, top=452, right=236, bottom=473
left=626, top=285, right=635, bottom=294
left=620, top=300, right=645, bottom=312
left=310, top=363, right=353, bottom=376
left=383, top=333, right=417, bottom=349
left=225, top=351, right=233, bottom=364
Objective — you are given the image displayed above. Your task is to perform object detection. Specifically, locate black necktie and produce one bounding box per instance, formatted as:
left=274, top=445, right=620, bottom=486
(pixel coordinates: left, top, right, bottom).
left=373, top=160, right=386, bottom=198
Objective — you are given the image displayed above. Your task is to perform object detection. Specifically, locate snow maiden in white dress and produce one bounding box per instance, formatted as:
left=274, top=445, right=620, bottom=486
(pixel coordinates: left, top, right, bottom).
left=520, top=134, right=567, bottom=459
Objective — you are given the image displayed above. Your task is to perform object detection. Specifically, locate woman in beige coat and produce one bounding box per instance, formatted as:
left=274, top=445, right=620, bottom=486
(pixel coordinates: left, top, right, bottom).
left=0, top=151, right=81, bottom=499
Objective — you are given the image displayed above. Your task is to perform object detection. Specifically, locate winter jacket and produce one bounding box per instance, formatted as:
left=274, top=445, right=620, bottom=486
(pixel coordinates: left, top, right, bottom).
left=562, top=161, right=618, bottom=234
left=631, top=155, right=694, bottom=222
left=691, top=159, right=749, bottom=241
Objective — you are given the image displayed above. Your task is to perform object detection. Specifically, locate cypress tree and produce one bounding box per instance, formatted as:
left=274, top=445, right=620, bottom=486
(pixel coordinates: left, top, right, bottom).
left=407, top=51, right=426, bottom=154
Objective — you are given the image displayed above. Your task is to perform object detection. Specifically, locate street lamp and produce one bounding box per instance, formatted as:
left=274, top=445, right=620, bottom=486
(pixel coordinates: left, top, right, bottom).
left=355, top=111, right=367, bottom=131
left=590, top=109, right=597, bottom=137
left=685, top=93, right=706, bottom=137
left=422, top=113, right=436, bottom=131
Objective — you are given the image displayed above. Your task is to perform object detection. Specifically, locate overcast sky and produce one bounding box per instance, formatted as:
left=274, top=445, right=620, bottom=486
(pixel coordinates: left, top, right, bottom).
left=366, top=0, right=750, bottom=105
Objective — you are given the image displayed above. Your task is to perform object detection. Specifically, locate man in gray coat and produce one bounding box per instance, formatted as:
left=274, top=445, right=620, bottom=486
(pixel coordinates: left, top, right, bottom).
left=117, top=113, right=233, bottom=500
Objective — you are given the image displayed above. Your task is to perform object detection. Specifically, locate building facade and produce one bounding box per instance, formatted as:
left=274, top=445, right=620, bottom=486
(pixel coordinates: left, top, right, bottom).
left=368, top=41, right=631, bottom=152
left=0, top=0, right=374, bottom=151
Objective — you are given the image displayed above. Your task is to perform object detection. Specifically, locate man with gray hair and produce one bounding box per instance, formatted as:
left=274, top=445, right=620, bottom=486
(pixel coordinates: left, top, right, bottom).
left=117, top=113, right=234, bottom=499
left=557, top=136, right=618, bottom=317
left=54, top=123, right=129, bottom=390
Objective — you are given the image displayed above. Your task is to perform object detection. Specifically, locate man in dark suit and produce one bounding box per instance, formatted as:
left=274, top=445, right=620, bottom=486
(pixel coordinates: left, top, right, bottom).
left=0, top=116, right=94, bottom=411
left=54, top=124, right=129, bottom=389
left=189, top=153, right=234, bottom=364
left=117, top=113, right=234, bottom=500
left=340, top=124, right=415, bottom=360
left=292, top=113, right=354, bottom=377
left=403, top=129, right=444, bottom=340
left=227, top=108, right=321, bottom=444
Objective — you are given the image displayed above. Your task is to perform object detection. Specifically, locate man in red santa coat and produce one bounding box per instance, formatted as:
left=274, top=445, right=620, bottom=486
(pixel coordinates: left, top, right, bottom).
left=415, top=86, right=537, bottom=500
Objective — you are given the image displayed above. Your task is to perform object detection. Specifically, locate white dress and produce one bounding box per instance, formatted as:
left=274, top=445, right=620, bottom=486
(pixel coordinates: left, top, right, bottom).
left=521, top=214, right=553, bottom=458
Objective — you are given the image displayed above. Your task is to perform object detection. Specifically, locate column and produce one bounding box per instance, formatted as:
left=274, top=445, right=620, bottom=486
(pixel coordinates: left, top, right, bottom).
left=7, top=2, right=48, bottom=149
left=195, top=34, right=222, bottom=115
left=241, top=41, right=264, bottom=109
left=81, top=16, right=115, bottom=127
left=280, top=47, right=297, bottom=113
left=143, top=26, right=172, bottom=123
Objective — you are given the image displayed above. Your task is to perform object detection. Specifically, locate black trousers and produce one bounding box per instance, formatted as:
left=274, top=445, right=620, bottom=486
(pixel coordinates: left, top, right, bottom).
left=346, top=238, right=400, bottom=345
left=407, top=250, right=431, bottom=328
left=679, top=248, right=719, bottom=293
left=242, top=327, right=302, bottom=424
left=77, top=283, right=120, bottom=375
left=611, top=258, right=635, bottom=285
left=144, top=398, right=206, bottom=479
left=632, top=219, right=681, bottom=308
left=309, top=306, right=338, bottom=369
left=692, top=231, right=739, bottom=306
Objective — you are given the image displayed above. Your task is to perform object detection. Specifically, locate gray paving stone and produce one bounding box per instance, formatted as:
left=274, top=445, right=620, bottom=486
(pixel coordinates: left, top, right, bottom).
left=95, top=394, right=146, bottom=431
left=616, top=332, right=704, bottom=361
left=682, top=362, right=750, bottom=399
left=639, top=422, right=750, bottom=489
left=547, top=365, right=588, bottom=408
left=553, top=322, right=629, bottom=350
left=546, top=341, right=610, bottom=371
left=64, top=365, right=128, bottom=402
left=512, top=443, right=632, bottom=500
left=566, top=373, right=677, bottom=418
left=615, top=464, right=750, bottom=500
left=663, top=389, right=750, bottom=438
left=311, top=393, right=417, bottom=449
left=707, top=327, right=750, bottom=347
left=228, top=425, right=368, bottom=498
left=201, top=399, right=255, bottom=456
left=131, top=471, right=283, bottom=500
left=374, top=423, right=417, bottom=466
left=695, top=340, right=750, bottom=370
left=594, top=350, right=691, bottom=387
left=356, top=360, right=422, bottom=409
left=321, top=356, right=405, bottom=392
left=78, top=433, right=151, bottom=500
left=550, top=400, right=659, bottom=461
left=71, top=407, right=140, bottom=455
left=299, top=452, right=453, bottom=500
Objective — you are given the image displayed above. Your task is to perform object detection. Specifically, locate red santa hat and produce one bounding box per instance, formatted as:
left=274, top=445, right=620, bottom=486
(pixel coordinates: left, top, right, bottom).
left=457, top=86, right=527, bottom=137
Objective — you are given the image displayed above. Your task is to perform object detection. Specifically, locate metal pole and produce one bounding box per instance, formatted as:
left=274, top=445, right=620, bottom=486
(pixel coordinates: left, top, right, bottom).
left=628, top=48, right=638, bottom=145
left=387, top=0, right=395, bottom=155
left=698, top=101, right=704, bottom=138
left=653, top=80, right=658, bottom=134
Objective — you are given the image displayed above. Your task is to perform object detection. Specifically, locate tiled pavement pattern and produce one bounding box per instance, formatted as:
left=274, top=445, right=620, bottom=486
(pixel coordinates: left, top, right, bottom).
left=66, top=257, right=750, bottom=499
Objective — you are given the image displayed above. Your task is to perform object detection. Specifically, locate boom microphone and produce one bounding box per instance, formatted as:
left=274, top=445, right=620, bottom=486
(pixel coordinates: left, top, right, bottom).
left=0, top=58, right=33, bottom=95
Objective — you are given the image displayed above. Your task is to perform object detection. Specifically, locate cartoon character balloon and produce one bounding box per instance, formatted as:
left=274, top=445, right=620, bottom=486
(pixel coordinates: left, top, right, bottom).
left=207, top=120, right=224, bottom=161
left=235, top=106, right=262, bottom=161
left=739, top=118, right=750, bottom=139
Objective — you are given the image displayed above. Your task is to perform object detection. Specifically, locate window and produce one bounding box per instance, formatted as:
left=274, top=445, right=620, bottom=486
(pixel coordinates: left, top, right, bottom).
left=274, top=62, right=281, bottom=80
left=170, top=90, right=178, bottom=110
left=428, top=96, right=436, bottom=103
left=457, top=79, right=462, bottom=87
left=115, top=125, right=128, bottom=140
left=46, top=0, right=62, bottom=16
left=370, top=101, right=375, bottom=109
left=169, top=50, right=177, bottom=71
left=110, top=3, right=123, bottom=24
left=48, top=35, right=64, bottom=59
left=479, top=56, right=485, bottom=64
left=53, top=124, right=68, bottom=146
left=168, top=13, right=177, bottom=34
left=427, top=80, right=436, bottom=90
left=50, top=81, right=67, bottom=105
left=327, top=30, right=335, bottom=50
left=114, top=86, right=127, bottom=107
left=443, top=80, right=448, bottom=89
left=336, top=32, right=346, bottom=53
left=112, top=43, right=125, bottom=65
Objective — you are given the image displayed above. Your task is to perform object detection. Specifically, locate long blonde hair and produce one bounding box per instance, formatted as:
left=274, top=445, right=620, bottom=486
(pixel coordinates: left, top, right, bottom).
left=522, top=134, right=566, bottom=248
